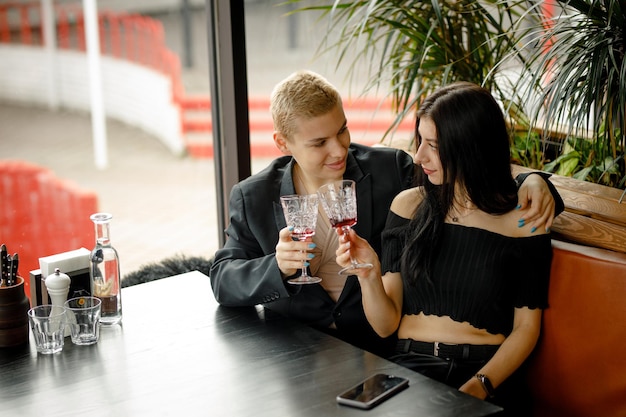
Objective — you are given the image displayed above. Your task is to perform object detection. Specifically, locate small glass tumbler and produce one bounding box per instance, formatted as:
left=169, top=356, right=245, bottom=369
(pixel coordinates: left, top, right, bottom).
left=64, top=296, right=101, bottom=345
left=28, top=305, right=67, bottom=354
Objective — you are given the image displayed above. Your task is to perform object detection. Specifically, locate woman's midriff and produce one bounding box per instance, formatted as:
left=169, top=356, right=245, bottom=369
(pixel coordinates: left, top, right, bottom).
left=397, top=312, right=505, bottom=345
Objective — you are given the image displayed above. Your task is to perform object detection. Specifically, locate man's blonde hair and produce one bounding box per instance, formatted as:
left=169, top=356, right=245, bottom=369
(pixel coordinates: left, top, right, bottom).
left=270, top=70, right=342, bottom=140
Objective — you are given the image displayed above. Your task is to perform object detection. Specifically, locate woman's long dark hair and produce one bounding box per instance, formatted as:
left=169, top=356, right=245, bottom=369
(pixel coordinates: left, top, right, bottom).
left=401, top=82, right=518, bottom=286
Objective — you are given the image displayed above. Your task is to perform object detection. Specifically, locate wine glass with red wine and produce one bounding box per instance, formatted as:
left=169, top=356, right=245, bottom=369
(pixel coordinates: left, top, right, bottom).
left=317, top=180, right=374, bottom=275
left=280, top=194, right=322, bottom=284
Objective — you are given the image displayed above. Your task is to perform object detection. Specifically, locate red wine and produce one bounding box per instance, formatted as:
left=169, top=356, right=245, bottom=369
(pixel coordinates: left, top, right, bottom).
left=292, top=227, right=315, bottom=240
left=330, top=218, right=356, bottom=228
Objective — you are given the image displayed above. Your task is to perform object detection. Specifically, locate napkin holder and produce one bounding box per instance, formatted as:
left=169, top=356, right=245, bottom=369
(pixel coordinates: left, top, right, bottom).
left=30, top=248, right=91, bottom=307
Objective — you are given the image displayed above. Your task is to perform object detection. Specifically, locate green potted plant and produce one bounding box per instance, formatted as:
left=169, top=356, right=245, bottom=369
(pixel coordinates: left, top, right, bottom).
left=289, top=0, right=625, bottom=194
left=288, top=0, right=535, bottom=143
left=504, top=0, right=625, bottom=191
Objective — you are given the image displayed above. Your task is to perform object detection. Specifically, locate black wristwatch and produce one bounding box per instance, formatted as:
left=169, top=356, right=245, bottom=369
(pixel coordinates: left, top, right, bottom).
left=475, top=374, right=496, bottom=398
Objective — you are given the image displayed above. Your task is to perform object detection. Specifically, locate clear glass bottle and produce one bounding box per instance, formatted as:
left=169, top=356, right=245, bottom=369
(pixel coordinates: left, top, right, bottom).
left=90, top=212, right=122, bottom=325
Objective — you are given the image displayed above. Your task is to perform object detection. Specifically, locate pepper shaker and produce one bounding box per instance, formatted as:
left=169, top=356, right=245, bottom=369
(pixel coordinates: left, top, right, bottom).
left=45, top=268, right=71, bottom=308
left=44, top=268, right=71, bottom=336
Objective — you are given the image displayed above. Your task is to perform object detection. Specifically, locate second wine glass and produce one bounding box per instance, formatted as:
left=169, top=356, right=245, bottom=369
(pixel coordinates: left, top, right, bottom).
left=317, top=180, right=374, bottom=275
left=280, top=194, right=322, bottom=284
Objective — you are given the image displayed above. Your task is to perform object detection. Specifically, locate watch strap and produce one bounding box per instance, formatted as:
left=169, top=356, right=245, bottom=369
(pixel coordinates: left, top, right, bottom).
left=475, top=374, right=496, bottom=398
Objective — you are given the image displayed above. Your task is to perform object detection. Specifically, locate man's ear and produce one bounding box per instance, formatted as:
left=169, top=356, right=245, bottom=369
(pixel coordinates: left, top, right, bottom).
left=273, top=132, right=292, bottom=155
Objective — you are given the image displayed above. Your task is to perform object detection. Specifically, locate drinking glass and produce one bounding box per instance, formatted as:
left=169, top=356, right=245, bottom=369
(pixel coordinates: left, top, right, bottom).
left=317, top=180, right=374, bottom=275
left=64, top=296, right=101, bottom=345
left=280, top=194, right=322, bottom=284
left=28, top=305, right=67, bottom=354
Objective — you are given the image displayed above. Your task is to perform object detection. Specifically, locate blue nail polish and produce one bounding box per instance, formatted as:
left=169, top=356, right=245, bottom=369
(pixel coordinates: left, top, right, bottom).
left=288, top=226, right=294, bottom=231
left=546, top=227, right=550, bottom=233
left=303, top=261, right=310, bottom=267
left=308, top=243, right=316, bottom=249
left=307, top=253, right=315, bottom=259
left=516, top=204, right=521, bottom=209
left=531, top=227, right=537, bottom=233
left=518, top=219, right=525, bottom=227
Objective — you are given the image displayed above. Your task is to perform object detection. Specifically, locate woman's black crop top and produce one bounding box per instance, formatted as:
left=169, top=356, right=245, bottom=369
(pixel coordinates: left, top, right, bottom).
left=381, top=212, right=552, bottom=336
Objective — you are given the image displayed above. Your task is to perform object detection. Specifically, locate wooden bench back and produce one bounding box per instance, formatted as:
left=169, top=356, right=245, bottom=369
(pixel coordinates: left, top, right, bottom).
left=512, top=165, right=626, bottom=254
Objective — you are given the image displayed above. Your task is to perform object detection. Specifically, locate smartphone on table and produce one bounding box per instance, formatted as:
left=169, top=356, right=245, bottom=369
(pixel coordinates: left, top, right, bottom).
left=336, top=373, right=409, bottom=409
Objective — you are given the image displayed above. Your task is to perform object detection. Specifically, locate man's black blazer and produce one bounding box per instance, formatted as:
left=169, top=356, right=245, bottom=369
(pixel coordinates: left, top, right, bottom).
left=210, top=143, right=415, bottom=355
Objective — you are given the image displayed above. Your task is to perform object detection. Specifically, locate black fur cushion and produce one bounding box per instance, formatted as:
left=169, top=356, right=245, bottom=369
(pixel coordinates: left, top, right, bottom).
left=122, top=255, right=213, bottom=287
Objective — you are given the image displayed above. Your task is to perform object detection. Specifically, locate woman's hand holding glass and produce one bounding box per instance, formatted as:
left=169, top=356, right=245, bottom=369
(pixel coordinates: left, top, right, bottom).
left=335, top=228, right=380, bottom=280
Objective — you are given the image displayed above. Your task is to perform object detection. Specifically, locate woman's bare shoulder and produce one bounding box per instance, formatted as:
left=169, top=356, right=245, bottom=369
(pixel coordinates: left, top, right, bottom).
left=390, top=187, right=423, bottom=219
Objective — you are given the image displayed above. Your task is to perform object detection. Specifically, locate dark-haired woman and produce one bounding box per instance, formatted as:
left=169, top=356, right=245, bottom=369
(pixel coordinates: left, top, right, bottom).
left=336, top=82, right=553, bottom=414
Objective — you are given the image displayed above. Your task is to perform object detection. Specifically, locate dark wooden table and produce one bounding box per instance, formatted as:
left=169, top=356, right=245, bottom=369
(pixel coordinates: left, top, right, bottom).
left=0, top=271, right=502, bottom=416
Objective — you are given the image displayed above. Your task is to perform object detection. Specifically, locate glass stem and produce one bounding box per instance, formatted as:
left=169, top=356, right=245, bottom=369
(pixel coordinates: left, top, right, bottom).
left=298, top=236, right=310, bottom=278
left=342, top=225, right=357, bottom=266
left=300, top=249, right=309, bottom=278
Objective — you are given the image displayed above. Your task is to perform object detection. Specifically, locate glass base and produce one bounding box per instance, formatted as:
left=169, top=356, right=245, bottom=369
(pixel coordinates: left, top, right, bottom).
left=99, top=315, right=122, bottom=326
left=36, top=340, right=64, bottom=354
left=287, top=275, right=322, bottom=285
left=71, top=334, right=99, bottom=345
left=338, top=262, right=374, bottom=276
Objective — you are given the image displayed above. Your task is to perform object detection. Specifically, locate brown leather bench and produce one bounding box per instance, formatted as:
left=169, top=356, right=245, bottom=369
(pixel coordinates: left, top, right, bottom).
left=526, top=240, right=626, bottom=416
